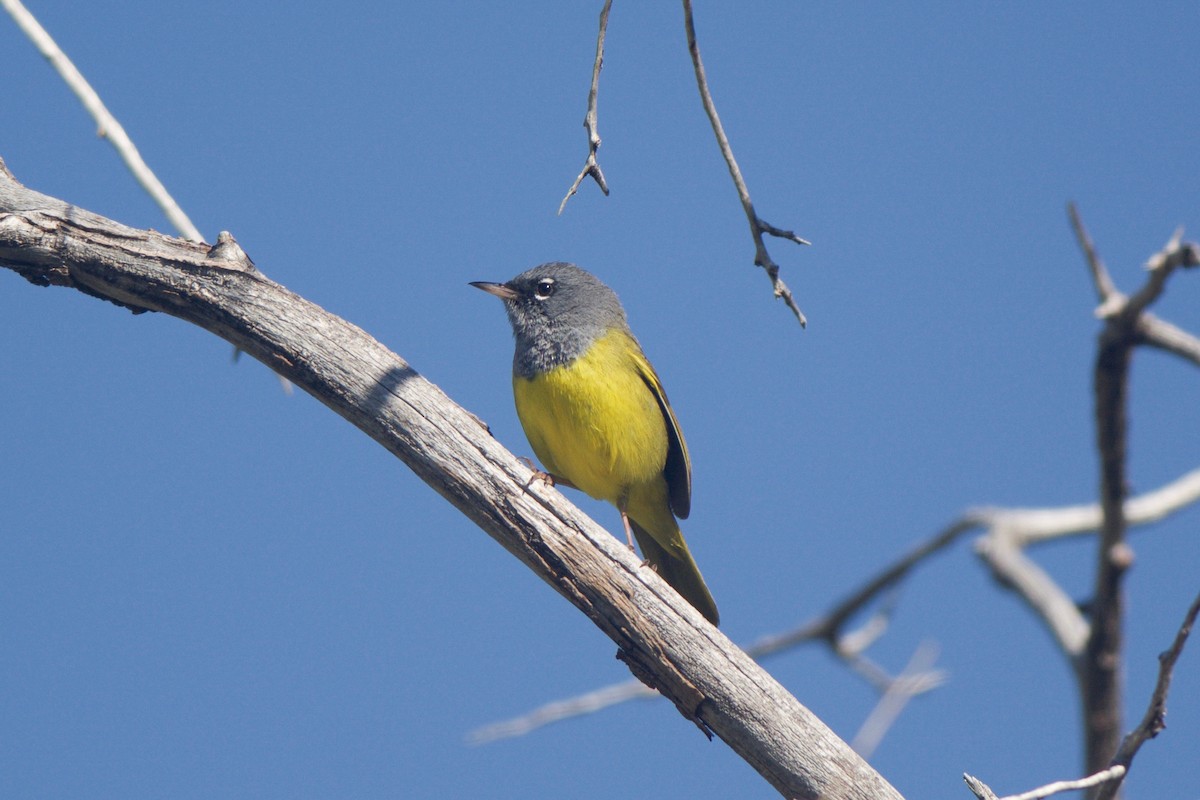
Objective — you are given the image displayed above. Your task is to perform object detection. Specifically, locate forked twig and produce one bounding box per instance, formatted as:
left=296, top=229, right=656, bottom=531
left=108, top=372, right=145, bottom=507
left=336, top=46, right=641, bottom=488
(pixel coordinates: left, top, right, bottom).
left=1068, top=205, right=1199, bottom=777
left=1095, top=588, right=1200, bottom=800
left=965, top=589, right=1199, bottom=800
left=558, top=0, right=612, bottom=214
left=681, top=0, right=810, bottom=326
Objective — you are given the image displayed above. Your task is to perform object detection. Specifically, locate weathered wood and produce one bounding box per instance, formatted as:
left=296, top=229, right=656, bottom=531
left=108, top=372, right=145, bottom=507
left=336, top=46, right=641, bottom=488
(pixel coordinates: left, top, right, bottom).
left=0, top=159, right=903, bottom=800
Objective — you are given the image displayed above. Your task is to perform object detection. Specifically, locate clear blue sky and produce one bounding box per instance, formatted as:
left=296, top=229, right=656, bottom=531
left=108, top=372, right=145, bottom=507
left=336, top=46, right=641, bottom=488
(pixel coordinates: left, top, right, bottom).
left=2, top=3, right=1198, bottom=798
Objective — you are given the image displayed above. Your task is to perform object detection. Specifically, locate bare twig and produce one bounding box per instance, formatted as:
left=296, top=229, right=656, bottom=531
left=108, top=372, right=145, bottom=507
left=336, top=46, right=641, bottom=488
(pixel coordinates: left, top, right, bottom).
left=4, top=1, right=290, bottom=391
left=996, top=467, right=1200, bottom=548
left=832, top=600, right=947, bottom=703
left=851, top=641, right=942, bottom=759
left=1068, top=202, right=1117, bottom=308
left=1137, top=313, right=1200, bottom=367
left=1095, top=588, right=1200, bottom=800
left=470, top=517, right=975, bottom=743
left=964, top=774, right=1001, bottom=800
left=2, top=0, right=202, bottom=243
left=1126, top=227, right=1200, bottom=318
left=749, top=515, right=985, bottom=658
left=468, top=680, right=655, bottom=745
left=965, top=766, right=1126, bottom=800
left=469, top=590, right=946, bottom=747
left=558, top=0, right=612, bottom=214
left=680, top=0, right=810, bottom=326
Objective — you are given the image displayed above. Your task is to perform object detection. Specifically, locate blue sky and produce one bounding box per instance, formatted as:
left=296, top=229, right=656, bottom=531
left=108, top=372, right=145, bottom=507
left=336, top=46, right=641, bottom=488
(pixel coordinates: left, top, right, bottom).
left=2, top=3, right=1198, bottom=798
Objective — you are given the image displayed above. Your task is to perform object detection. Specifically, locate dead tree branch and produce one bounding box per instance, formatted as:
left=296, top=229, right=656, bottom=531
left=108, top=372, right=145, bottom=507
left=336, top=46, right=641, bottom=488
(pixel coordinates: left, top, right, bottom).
left=472, top=464, right=1200, bottom=743
left=1, top=0, right=202, bottom=243
left=965, top=766, right=1127, bottom=800
left=680, top=0, right=810, bottom=326
left=0, top=159, right=902, bottom=800
left=1069, top=204, right=1199, bottom=782
left=1096, top=589, right=1200, bottom=800
left=558, top=0, right=612, bottom=214
left=850, top=641, right=942, bottom=759
left=966, top=588, right=1199, bottom=800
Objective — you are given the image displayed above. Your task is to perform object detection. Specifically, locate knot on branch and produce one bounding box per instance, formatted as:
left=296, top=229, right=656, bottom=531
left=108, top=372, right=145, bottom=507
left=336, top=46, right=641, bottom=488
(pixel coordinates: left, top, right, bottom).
left=206, top=231, right=257, bottom=273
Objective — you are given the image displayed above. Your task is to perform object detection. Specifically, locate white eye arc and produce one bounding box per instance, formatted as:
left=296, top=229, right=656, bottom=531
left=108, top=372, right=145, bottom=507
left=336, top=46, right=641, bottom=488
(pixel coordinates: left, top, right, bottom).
left=534, top=278, right=556, bottom=299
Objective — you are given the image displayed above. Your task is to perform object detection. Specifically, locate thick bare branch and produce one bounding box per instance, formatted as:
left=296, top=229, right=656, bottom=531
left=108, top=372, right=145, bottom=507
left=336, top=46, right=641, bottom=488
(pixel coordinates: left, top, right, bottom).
left=1068, top=211, right=1199, bottom=781
left=680, top=0, right=810, bottom=326
left=0, top=161, right=902, bottom=800
left=558, top=0, right=612, bottom=214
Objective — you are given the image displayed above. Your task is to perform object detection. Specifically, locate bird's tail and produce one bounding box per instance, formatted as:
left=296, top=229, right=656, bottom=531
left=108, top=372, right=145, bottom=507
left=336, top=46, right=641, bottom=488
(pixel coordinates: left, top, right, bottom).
left=629, top=518, right=720, bottom=626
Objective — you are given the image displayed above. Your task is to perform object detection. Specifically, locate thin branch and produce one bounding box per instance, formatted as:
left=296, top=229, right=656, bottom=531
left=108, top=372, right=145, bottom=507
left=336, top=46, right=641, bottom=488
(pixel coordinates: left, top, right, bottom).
left=851, top=641, right=942, bottom=759
left=976, top=465, right=1200, bottom=662
left=965, top=766, right=1126, bottom=800
left=750, top=515, right=985, bottom=658
left=2, top=0, right=202, bottom=243
left=1068, top=202, right=1118, bottom=308
left=994, top=467, right=1200, bottom=548
left=470, top=588, right=946, bottom=748
left=558, top=0, right=612, bottom=214
left=832, top=601, right=947, bottom=705
left=1095, top=588, right=1200, bottom=800
left=1126, top=227, right=1200, bottom=318
left=468, top=680, right=656, bottom=745
left=975, top=528, right=1090, bottom=657
left=964, top=774, right=1001, bottom=800
left=1137, top=313, right=1200, bottom=367
left=681, top=0, right=810, bottom=327
left=3, top=0, right=292, bottom=392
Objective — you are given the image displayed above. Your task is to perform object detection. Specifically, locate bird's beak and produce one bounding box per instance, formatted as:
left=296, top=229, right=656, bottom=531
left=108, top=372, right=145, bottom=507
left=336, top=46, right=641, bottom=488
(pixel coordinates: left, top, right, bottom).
left=470, top=281, right=518, bottom=300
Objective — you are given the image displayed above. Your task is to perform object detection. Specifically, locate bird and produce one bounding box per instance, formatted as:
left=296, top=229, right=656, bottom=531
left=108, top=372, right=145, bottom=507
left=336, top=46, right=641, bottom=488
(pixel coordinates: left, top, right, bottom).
left=471, top=262, right=719, bottom=625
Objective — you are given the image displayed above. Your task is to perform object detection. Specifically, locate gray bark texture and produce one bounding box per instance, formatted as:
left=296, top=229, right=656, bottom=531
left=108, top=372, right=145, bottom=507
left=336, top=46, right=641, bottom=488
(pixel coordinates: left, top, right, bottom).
left=0, top=159, right=904, bottom=800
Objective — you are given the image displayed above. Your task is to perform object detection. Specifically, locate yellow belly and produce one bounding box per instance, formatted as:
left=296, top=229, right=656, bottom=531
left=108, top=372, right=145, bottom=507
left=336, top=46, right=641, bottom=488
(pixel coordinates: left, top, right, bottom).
left=512, top=329, right=668, bottom=507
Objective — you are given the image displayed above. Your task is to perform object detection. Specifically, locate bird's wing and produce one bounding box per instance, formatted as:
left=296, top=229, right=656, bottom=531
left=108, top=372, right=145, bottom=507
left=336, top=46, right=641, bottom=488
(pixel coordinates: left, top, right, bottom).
left=633, top=351, right=692, bottom=520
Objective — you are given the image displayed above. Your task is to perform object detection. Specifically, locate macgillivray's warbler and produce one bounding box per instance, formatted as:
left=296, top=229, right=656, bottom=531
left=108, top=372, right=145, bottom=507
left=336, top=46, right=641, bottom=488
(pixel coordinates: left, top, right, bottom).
left=471, top=262, right=719, bottom=626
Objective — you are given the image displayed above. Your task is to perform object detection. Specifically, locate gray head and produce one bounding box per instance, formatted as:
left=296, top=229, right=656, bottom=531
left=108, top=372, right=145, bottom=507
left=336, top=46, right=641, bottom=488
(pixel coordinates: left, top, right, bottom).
left=471, top=262, right=630, bottom=378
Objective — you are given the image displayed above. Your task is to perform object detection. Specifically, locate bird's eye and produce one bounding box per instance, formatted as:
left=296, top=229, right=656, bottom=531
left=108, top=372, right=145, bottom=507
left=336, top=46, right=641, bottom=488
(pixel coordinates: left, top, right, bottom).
left=534, top=278, right=556, bottom=299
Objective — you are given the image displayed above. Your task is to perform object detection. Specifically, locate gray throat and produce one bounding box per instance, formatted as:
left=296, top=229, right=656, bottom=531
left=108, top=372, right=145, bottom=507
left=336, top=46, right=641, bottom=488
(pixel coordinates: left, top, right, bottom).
left=511, top=323, right=597, bottom=378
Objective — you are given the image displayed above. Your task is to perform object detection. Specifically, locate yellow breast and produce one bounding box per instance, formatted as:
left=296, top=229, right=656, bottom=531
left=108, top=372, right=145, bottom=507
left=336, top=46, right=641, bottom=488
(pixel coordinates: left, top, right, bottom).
left=512, top=328, right=668, bottom=506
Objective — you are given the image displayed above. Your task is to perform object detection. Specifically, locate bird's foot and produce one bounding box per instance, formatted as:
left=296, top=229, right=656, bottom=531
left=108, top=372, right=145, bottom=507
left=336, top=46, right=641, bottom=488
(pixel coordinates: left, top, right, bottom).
left=519, top=459, right=575, bottom=491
